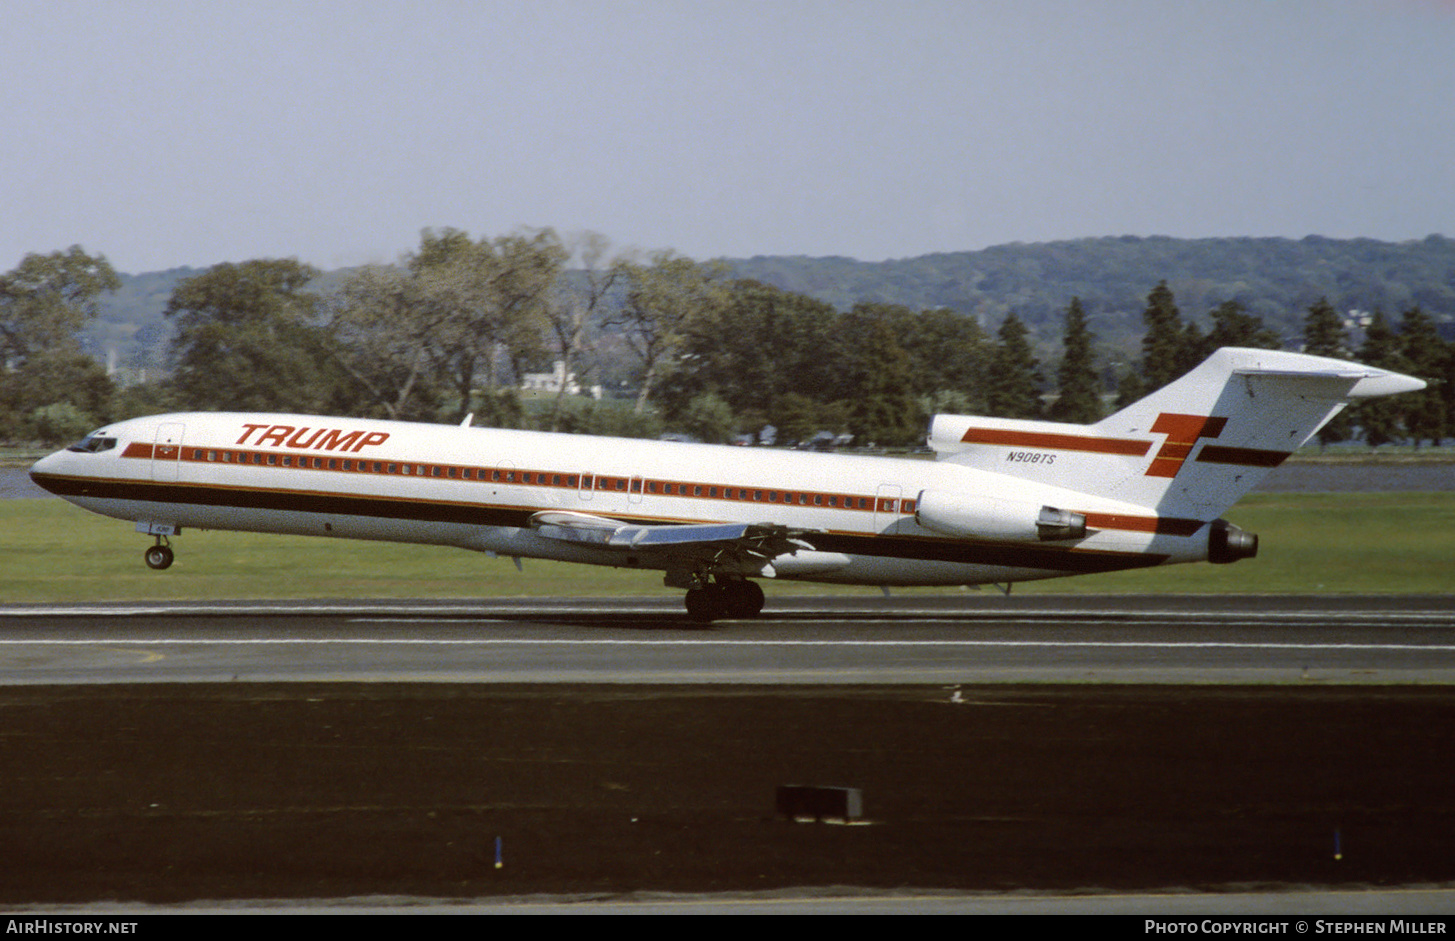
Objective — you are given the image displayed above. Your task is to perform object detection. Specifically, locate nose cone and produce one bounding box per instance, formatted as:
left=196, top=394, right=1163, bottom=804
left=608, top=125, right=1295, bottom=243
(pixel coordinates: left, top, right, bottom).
left=28, top=450, right=70, bottom=496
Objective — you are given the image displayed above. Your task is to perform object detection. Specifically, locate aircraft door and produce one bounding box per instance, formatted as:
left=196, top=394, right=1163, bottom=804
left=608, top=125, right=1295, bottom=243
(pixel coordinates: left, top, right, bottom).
left=152, top=423, right=185, bottom=482
left=493, top=461, right=515, bottom=496
left=584, top=472, right=628, bottom=514
left=874, top=483, right=903, bottom=534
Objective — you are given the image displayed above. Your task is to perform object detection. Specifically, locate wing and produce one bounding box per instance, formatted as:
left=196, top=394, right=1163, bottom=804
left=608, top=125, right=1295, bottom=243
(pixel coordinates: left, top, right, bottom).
left=529, top=510, right=813, bottom=579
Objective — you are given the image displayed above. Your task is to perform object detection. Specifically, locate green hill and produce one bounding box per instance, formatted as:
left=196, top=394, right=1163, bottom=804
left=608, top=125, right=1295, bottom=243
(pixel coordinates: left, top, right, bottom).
left=84, top=235, right=1455, bottom=372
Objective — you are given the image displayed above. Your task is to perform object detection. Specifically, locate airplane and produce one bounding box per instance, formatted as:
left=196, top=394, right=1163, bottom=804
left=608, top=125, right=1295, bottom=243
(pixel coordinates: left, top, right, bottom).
left=29, top=347, right=1425, bottom=621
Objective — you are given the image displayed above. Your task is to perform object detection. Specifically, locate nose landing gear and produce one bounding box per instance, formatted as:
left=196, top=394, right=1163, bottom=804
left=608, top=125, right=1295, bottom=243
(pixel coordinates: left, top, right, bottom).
left=138, top=522, right=179, bottom=570
left=144, top=538, right=174, bottom=570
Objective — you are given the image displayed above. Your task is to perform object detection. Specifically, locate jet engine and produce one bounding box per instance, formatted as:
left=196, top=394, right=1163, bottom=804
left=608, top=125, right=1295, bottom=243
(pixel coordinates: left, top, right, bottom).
left=1207, top=519, right=1258, bottom=564
left=914, top=490, right=1087, bottom=542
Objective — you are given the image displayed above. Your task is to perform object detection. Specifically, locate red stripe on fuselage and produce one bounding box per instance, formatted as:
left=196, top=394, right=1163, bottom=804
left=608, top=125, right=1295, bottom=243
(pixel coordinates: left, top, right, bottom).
left=102, top=437, right=1205, bottom=539
left=958, top=427, right=1152, bottom=456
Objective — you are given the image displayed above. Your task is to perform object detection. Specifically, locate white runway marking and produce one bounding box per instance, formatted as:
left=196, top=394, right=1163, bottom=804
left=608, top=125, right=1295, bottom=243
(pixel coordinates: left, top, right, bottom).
left=2, top=637, right=1453, bottom=653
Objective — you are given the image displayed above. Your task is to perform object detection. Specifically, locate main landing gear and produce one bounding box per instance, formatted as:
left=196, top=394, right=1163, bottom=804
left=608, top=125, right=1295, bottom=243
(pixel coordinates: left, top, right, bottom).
left=684, top=579, right=765, bottom=623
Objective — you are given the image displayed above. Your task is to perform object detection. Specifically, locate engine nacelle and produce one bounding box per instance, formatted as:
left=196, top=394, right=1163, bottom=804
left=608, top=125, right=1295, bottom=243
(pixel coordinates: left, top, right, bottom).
left=914, top=490, right=1087, bottom=542
left=1207, top=518, right=1258, bottom=564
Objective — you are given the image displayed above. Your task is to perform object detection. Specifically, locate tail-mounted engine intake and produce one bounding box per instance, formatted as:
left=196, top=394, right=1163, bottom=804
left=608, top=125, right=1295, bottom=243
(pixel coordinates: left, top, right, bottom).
left=914, top=490, right=1087, bottom=542
left=1207, top=519, right=1258, bottom=564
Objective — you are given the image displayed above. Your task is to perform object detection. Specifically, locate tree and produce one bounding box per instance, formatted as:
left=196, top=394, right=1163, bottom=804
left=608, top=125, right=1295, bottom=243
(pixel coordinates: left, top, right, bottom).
left=1302, top=298, right=1348, bottom=360
left=0, top=246, right=119, bottom=440
left=1397, top=306, right=1448, bottom=447
left=1203, top=300, right=1281, bottom=353
left=858, top=304, right=991, bottom=409
left=985, top=312, right=1043, bottom=419
left=1302, top=298, right=1351, bottom=447
left=1113, top=367, right=1146, bottom=409
left=611, top=252, right=729, bottom=414
left=166, top=259, right=342, bottom=412
left=1048, top=298, right=1102, bottom=423
left=658, top=280, right=839, bottom=429
left=771, top=391, right=824, bottom=445
left=28, top=402, right=96, bottom=446
left=1353, top=312, right=1406, bottom=448
left=326, top=264, right=450, bottom=421
left=408, top=228, right=567, bottom=421
left=9, top=349, right=113, bottom=419
left=543, top=232, right=625, bottom=430
left=0, top=245, right=118, bottom=369
left=843, top=315, right=922, bottom=446
left=1139, top=281, right=1202, bottom=391
left=2, top=350, right=115, bottom=442
left=680, top=392, right=737, bottom=444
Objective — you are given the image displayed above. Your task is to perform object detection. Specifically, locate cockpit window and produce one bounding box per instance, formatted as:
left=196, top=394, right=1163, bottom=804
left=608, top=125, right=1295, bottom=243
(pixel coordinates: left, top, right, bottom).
left=66, top=433, right=118, bottom=454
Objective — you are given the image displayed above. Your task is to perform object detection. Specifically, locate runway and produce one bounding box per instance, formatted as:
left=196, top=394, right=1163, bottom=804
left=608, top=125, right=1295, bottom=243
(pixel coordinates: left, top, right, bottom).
left=3, top=594, right=1454, bottom=685
left=6, top=594, right=1455, bottom=911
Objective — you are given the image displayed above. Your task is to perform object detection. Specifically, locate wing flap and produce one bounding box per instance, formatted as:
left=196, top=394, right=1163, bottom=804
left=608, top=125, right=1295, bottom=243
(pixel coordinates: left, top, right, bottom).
left=529, top=510, right=810, bottom=572
left=533, top=512, right=757, bottom=548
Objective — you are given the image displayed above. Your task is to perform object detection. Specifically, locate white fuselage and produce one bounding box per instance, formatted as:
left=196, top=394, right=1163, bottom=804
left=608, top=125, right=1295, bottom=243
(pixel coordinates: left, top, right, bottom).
left=30, top=411, right=1213, bottom=587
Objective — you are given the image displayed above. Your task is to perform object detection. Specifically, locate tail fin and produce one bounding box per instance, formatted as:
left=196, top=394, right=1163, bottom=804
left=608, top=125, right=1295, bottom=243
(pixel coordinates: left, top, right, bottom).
left=929, top=348, right=1425, bottom=519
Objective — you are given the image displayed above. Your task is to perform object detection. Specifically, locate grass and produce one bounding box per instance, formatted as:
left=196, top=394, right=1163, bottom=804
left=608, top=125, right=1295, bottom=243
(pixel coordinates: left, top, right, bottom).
left=3, top=492, right=1452, bottom=604
left=1290, top=444, right=1455, bottom=462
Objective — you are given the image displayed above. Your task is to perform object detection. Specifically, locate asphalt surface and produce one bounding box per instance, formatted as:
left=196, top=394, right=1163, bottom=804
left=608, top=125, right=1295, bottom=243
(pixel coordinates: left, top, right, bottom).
left=4, top=678, right=1455, bottom=909
left=4, top=595, right=1455, bottom=913
left=2, top=594, right=1454, bottom=685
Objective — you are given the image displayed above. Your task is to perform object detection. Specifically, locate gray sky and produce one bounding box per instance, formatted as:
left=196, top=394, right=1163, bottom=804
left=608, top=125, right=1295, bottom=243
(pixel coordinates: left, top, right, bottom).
left=4, top=0, right=1453, bottom=273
